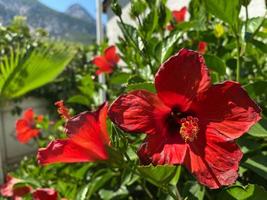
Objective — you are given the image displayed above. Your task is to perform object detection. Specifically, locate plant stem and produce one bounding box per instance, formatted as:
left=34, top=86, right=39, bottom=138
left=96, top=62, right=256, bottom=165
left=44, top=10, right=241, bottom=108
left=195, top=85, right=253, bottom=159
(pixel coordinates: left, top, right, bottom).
left=250, top=12, right=267, bottom=40
left=139, top=180, right=154, bottom=199
left=245, top=5, right=249, bottom=33
left=166, top=186, right=182, bottom=200
left=118, top=16, right=154, bottom=74
left=235, top=34, right=241, bottom=82
left=174, top=186, right=182, bottom=200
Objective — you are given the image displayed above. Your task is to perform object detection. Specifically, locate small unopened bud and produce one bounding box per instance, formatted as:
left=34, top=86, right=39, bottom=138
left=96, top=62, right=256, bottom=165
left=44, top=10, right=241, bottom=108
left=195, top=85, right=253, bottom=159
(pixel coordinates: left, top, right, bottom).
left=111, top=0, right=122, bottom=17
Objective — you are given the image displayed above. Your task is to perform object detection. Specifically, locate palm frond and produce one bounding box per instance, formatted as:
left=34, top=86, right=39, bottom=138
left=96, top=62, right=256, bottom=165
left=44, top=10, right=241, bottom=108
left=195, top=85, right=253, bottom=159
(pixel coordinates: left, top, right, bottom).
left=0, top=43, right=76, bottom=99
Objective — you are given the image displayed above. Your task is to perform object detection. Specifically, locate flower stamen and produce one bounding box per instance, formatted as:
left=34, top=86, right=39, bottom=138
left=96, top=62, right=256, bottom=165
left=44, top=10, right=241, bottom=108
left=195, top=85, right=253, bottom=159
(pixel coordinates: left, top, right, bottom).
left=55, top=100, right=71, bottom=120
left=179, top=116, right=199, bottom=142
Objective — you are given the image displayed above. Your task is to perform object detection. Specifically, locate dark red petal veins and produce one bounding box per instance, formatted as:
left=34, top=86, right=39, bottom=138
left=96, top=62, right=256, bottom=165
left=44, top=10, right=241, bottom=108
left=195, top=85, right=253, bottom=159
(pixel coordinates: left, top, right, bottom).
left=138, top=133, right=188, bottom=165
left=185, top=128, right=242, bottom=189
left=108, top=90, right=170, bottom=134
left=104, top=45, right=120, bottom=64
left=193, top=81, right=261, bottom=139
left=155, top=48, right=211, bottom=112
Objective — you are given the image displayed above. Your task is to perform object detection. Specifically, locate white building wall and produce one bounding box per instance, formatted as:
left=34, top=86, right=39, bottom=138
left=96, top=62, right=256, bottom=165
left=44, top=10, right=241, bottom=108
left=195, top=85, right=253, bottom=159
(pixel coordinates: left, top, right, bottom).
left=0, top=98, right=47, bottom=182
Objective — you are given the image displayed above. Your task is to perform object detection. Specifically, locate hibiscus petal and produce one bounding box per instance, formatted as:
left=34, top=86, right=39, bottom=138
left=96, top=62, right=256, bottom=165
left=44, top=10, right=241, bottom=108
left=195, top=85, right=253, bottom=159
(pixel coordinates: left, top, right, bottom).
left=65, top=103, right=109, bottom=147
left=185, top=128, right=242, bottom=189
left=194, top=81, right=261, bottom=139
left=37, top=139, right=99, bottom=165
left=104, top=45, right=120, bottom=64
left=155, top=48, right=211, bottom=112
left=138, top=133, right=188, bottom=165
left=92, top=56, right=113, bottom=73
left=38, top=103, right=109, bottom=165
left=108, top=90, right=170, bottom=134
left=32, top=188, right=58, bottom=200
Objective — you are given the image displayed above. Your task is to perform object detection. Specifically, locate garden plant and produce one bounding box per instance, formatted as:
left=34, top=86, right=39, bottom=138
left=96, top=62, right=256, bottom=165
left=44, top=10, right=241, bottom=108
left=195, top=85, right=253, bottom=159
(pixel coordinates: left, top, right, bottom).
left=0, top=0, right=267, bottom=199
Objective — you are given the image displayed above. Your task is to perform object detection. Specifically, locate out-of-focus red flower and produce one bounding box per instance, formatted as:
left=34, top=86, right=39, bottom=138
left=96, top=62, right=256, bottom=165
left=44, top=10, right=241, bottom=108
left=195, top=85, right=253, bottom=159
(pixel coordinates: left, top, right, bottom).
left=37, top=103, right=110, bottom=165
left=108, top=48, right=261, bottom=189
left=166, top=7, right=187, bottom=31
left=166, top=24, right=174, bottom=31
left=198, top=41, right=208, bottom=54
left=32, top=188, right=58, bottom=200
left=92, top=45, right=120, bottom=75
left=0, top=175, right=32, bottom=199
left=172, top=6, right=187, bottom=23
left=16, top=108, right=42, bottom=144
left=55, top=100, right=71, bottom=120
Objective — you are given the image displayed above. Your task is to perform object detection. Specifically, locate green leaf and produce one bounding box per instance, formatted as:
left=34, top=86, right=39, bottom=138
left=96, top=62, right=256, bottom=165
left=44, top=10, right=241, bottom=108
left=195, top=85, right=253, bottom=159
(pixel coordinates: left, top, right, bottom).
left=160, top=30, right=182, bottom=63
left=110, top=72, right=131, bottom=84
left=76, top=184, right=90, bottom=200
left=98, top=186, right=128, bottom=200
left=204, top=54, right=226, bottom=75
left=78, top=74, right=95, bottom=98
left=67, top=95, right=90, bottom=106
left=138, top=165, right=181, bottom=187
left=182, top=181, right=205, bottom=200
left=141, top=9, right=159, bottom=38
left=127, top=75, right=145, bottom=84
left=118, top=22, right=140, bottom=46
left=249, top=39, right=267, bottom=53
left=245, top=80, right=267, bottom=99
left=248, top=118, right=267, bottom=138
left=126, top=82, right=156, bottom=93
left=204, top=0, right=240, bottom=30
left=0, top=43, right=75, bottom=99
left=247, top=17, right=265, bottom=34
left=219, top=184, right=267, bottom=200
left=86, top=170, right=114, bottom=199
left=243, top=152, right=267, bottom=180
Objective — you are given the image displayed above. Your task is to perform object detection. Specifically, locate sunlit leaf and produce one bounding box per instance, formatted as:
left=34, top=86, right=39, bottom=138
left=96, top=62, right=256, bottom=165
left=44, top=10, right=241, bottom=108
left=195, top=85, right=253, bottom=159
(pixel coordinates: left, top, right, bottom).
left=219, top=184, right=267, bottom=200
left=138, top=165, right=181, bottom=187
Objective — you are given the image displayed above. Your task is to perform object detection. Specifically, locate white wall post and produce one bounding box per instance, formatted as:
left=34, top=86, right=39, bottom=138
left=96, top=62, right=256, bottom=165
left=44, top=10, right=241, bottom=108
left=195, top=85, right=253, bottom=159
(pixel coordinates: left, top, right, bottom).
left=96, top=0, right=106, bottom=103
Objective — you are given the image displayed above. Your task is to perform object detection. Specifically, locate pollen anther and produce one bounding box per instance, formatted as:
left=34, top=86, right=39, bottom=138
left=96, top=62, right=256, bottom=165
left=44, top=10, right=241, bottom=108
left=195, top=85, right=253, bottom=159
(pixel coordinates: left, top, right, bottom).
left=179, top=116, right=199, bottom=142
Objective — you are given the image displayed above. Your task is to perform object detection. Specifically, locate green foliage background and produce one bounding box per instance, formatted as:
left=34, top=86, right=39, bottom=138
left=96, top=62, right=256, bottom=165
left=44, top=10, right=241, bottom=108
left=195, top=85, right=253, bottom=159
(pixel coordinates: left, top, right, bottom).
left=0, top=0, right=267, bottom=199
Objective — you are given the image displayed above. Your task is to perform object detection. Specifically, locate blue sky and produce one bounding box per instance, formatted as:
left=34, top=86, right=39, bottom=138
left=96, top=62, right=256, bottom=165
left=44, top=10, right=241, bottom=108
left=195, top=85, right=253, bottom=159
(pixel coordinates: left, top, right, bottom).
left=39, top=0, right=97, bottom=18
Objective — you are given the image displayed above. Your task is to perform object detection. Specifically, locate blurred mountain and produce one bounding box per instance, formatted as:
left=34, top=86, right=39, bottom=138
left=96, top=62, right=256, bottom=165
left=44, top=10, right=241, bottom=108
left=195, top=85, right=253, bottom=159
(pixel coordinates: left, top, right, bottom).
left=65, top=3, right=94, bottom=23
left=0, top=0, right=96, bottom=43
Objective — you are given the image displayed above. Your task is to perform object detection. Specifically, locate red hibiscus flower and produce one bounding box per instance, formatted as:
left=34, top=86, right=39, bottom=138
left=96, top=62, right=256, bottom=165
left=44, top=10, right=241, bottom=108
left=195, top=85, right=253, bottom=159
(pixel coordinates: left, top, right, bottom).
left=198, top=41, right=208, bottom=54
left=0, top=175, right=32, bottom=199
left=37, top=103, right=110, bottom=165
left=108, top=49, right=261, bottom=189
left=92, top=45, right=120, bottom=75
left=166, top=24, right=174, bottom=31
left=16, top=108, right=42, bottom=144
left=32, top=188, right=58, bottom=200
left=172, top=6, right=187, bottom=23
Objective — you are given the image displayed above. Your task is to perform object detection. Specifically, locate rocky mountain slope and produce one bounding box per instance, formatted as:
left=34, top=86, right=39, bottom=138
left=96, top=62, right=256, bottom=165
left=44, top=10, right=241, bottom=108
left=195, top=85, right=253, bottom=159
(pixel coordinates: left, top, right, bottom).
left=0, top=0, right=96, bottom=43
